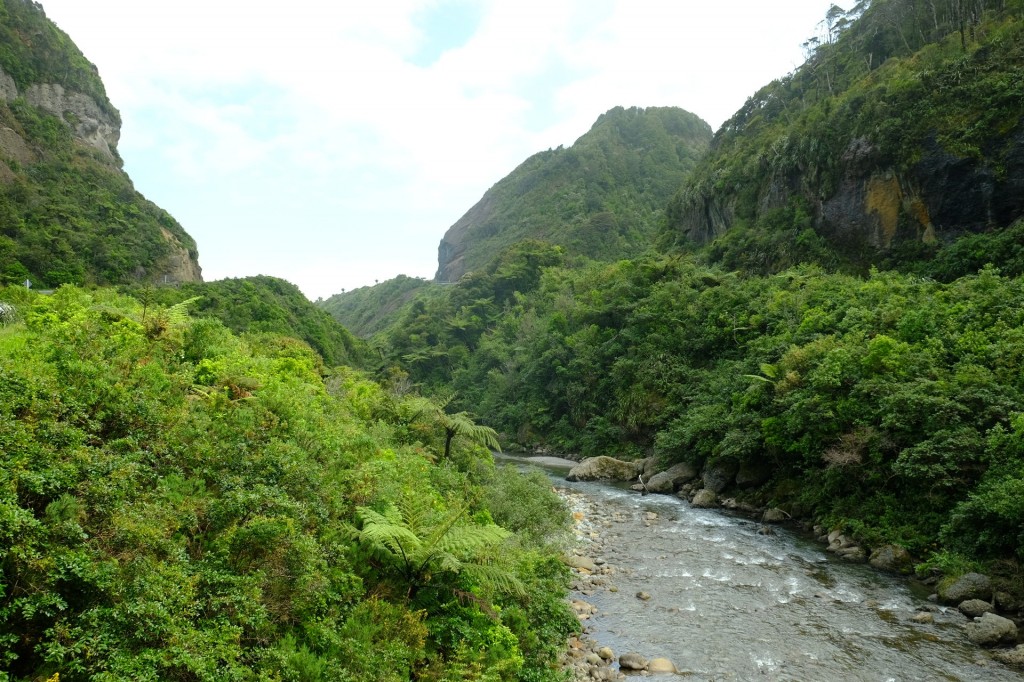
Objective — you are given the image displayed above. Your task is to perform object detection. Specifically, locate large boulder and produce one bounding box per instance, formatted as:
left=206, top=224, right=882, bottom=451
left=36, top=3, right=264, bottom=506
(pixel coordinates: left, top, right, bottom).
left=690, top=489, right=718, bottom=508
left=938, top=572, right=993, bottom=605
left=648, top=658, right=677, bottom=673
left=958, top=599, right=994, bottom=618
left=645, top=462, right=699, bottom=493
left=566, top=456, right=643, bottom=482
left=735, top=460, right=772, bottom=489
left=868, top=545, right=914, bottom=574
left=965, top=612, right=1018, bottom=647
left=702, top=456, right=740, bottom=493
left=618, top=652, right=648, bottom=671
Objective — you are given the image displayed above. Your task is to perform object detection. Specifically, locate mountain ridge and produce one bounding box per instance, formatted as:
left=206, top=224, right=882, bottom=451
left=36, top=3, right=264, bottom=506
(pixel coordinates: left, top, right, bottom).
left=435, top=105, right=712, bottom=282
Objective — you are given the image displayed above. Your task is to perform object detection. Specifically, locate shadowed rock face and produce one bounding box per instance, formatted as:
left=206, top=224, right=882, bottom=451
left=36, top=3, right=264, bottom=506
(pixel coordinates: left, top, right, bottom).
left=23, top=83, right=121, bottom=163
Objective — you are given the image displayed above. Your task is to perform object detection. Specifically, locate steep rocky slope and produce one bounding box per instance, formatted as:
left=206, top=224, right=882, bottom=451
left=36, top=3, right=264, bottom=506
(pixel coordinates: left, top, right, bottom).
left=435, top=106, right=711, bottom=282
left=664, top=0, right=1024, bottom=272
left=0, top=0, right=201, bottom=287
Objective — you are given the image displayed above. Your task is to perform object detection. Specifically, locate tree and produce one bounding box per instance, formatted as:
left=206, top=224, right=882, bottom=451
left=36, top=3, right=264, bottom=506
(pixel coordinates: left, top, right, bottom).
left=432, top=393, right=502, bottom=460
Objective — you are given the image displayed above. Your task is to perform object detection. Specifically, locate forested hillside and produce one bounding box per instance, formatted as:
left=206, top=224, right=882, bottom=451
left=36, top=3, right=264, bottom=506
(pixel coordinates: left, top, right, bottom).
left=664, top=0, right=1024, bottom=274
left=319, top=275, right=437, bottom=339
left=0, top=0, right=201, bottom=288
left=435, top=106, right=711, bottom=282
left=0, top=286, right=576, bottom=680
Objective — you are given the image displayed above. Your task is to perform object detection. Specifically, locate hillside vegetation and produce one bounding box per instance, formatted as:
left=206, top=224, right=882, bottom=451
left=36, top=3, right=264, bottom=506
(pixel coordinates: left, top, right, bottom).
left=126, top=276, right=368, bottom=369
left=319, top=275, right=437, bottom=339
left=0, top=286, right=576, bottom=681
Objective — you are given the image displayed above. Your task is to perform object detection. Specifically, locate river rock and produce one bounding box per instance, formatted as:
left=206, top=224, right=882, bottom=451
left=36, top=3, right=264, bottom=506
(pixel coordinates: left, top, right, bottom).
left=912, top=611, right=934, bottom=624
left=598, top=647, right=615, bottom=661
left=868, top=544, right=914, bottom=574
left=965, top=612, right=1018, bottom=646
left=646, top=462, right=698, bottom=493
left=702, top=456, right=740, bottom=493
left=690, top=489, right=718, bottom=508
left=958, top=599, right=994, bottom=618
left=636, top=591, right=651, bottom=601
left=996, top=590, right=1024, bottom=612
left=618, top=652, right=648, bottom=671
left=585, top=653, right=604, bottom=665
left=565, top=555, right=598, bottom=573
left=735, top=460, right=772, bottom=489
left=648, top=657, right=677, bottom=673
left=641, top=457, right=659, bottom=478
left=938, top=572, right=992, bottom=604
left=836, top=546, right=867, bottom=562
left=567, top=456, right=643, bottom=482
left=762, top=508, right=788, bottom=523
left=993, top=645, right=1024, bottom=667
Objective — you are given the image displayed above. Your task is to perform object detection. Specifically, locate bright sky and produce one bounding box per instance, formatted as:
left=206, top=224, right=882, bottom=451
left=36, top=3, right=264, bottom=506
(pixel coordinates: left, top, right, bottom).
left=40, top=0, right=842, bottom=300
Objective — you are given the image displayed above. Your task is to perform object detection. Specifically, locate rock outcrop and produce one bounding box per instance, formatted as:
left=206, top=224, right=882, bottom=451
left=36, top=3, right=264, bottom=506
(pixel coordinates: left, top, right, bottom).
left=702, top=456, right=740, bottom=493
left=868, top=544, right=914, bottom=574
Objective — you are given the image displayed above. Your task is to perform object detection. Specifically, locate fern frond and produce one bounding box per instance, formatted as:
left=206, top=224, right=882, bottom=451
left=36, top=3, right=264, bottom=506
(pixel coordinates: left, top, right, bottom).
left=397, top=495, right=436, bottom=537
left=420, top=506, right=468, bottom=555
left=356, top=505, right=422, bottom=565
left=435, top=524, right=511, bottom=556
left=459, top=562, right=527, bottom=598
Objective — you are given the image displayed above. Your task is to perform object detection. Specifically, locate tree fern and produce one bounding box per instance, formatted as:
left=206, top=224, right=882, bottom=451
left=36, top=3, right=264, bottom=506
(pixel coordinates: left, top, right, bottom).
left=355, top=502, right=518, bottom=600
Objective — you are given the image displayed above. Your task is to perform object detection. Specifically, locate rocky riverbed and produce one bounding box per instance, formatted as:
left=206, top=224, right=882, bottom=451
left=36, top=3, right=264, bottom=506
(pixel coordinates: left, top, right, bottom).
left=552, top=480, right=1024, bottom=681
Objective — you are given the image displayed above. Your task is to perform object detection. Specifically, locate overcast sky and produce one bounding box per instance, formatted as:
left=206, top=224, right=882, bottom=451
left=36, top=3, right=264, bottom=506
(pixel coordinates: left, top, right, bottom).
left=40, top=1, right=843, bottom=300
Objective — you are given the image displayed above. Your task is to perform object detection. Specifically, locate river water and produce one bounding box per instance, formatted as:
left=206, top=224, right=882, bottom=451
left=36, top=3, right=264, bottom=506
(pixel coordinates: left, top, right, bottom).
left=501, top=454, right=1023, bottom=681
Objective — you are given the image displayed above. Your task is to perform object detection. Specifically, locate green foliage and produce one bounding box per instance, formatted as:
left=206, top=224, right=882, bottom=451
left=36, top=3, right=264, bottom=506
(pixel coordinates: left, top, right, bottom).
left=318, top=274, right=437, bottom=338
left=0, top=285, right=575, bottom=681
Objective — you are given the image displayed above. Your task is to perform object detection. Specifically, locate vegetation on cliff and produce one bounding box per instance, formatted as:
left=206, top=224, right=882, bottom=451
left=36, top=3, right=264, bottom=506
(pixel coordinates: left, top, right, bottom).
left=664, top=0, right=1024, bottom=273
left=319, top=275, right=437, bottom=339
left=0, top=0, right=113, bottom=116
left=0, top=0, right=201, bottom=289
left=0, top=285, right=576, bottom=681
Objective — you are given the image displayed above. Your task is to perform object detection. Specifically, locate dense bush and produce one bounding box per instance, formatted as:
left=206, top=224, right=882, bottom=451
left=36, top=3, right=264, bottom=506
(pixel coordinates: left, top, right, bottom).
left=0, top=286, right=575, bottom=681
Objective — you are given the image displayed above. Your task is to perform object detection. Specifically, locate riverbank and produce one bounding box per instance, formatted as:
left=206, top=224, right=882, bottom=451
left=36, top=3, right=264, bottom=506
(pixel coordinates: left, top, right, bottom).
left=558, top=488, right=680, bottom=679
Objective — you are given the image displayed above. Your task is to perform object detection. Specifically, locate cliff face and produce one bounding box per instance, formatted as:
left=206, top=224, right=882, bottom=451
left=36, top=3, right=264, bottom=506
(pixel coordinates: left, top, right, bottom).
left=0, top=0, right=201, bottom=287
left=666, top=2, right=1024, bottom=270
left=435, top=106, right=712, bottom=282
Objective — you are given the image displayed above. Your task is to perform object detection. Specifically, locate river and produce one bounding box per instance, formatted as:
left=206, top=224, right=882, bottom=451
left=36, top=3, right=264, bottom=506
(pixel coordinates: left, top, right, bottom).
left=500, top=454, right=1023, bottom=681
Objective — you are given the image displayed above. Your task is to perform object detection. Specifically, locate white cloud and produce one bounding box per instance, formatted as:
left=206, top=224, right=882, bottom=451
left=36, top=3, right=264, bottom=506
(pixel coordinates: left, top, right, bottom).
left=40, top=0, right=841, bottom=299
